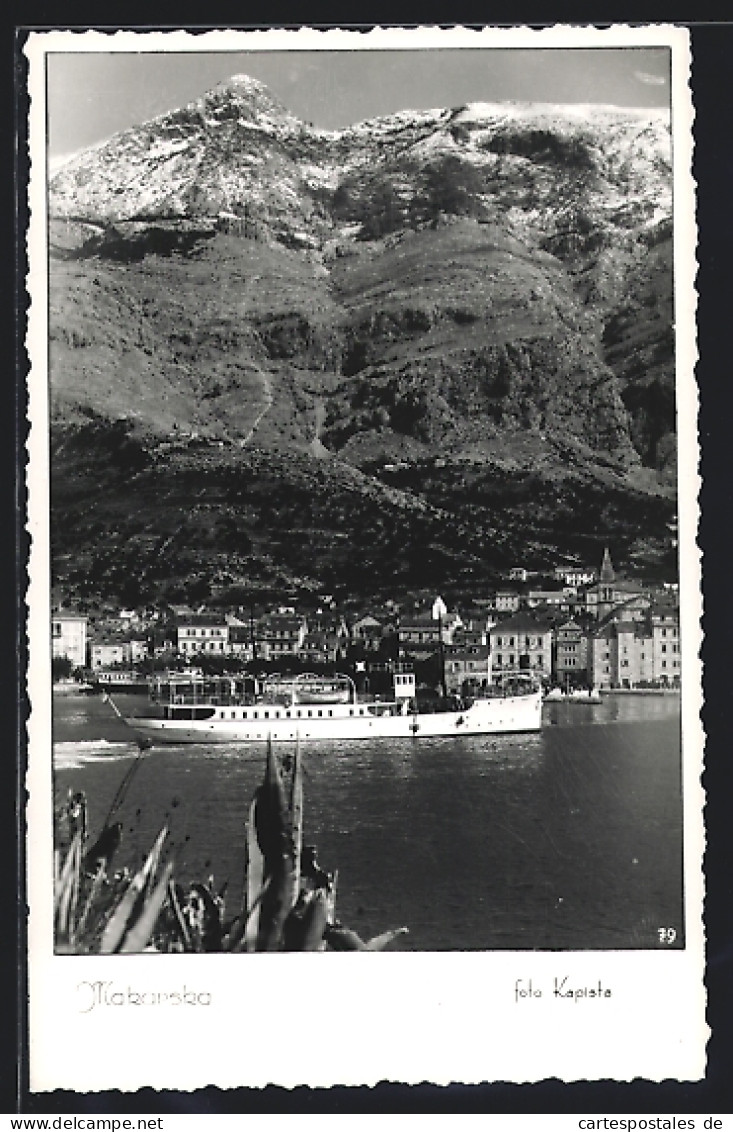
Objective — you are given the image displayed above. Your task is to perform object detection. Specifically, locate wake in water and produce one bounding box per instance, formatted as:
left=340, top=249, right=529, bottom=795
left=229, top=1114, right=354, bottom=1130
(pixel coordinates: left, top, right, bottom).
left=53, top=739, right=142, bottom=769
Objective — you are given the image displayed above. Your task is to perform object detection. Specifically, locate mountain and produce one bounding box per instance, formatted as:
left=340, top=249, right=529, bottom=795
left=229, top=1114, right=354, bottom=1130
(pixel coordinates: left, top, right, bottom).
left=48, top=76, right=677, bottom=606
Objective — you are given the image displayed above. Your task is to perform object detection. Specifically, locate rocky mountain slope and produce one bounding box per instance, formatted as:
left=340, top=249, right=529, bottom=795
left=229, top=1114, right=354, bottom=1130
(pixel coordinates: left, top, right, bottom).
left=48, top=76, right=677, bottom=605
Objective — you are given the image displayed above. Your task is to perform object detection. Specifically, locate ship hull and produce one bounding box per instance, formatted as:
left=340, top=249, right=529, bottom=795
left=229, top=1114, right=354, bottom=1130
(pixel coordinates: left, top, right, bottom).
left=126, top=691, right=543, bottom=746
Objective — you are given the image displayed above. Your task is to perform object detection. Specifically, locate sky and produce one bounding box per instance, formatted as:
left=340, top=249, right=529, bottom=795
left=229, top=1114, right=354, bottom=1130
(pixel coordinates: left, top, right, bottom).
left=46, top=47, right=671, bottom=163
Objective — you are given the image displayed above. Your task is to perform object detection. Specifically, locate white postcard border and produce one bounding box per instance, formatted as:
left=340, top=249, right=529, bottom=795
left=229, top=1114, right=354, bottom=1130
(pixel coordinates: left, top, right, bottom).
left=24, top=23, right=705, bottom=1092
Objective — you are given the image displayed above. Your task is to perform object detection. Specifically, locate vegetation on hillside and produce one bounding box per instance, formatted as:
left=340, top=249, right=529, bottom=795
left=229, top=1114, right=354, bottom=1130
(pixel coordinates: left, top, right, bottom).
left=46, top=83, right=677, bottom=605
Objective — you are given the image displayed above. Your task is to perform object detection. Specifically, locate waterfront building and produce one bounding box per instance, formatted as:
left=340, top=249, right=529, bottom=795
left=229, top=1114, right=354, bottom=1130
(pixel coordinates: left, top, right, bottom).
left=398, top=609, right=461, bottom=656
left=149, top=629, right=177, bottom=658
left=588, top=619, right=653, bottom=689
left=452, top=621, right=488, bottom=650
left=307, top=611, right=350, bottom=648
left=554, top=619, right=589, bottom=686
left=650, top=597, right=681, bottom=686
left=444, top=647, right=492, bottom=694
left=128, top=638, right=148, bottom=663
left=587, top=597, right=680, bottom=688
left=258, top=612, right=308, bottom=660
left=489, top=612, right=553, bottom=681
left=227, top=625, right=256, bottom=661
left=299, top=630, right=343, bottom=665
left=587, top=621, right=616, bottom=688
left=51, top=612, right=88, bottom=668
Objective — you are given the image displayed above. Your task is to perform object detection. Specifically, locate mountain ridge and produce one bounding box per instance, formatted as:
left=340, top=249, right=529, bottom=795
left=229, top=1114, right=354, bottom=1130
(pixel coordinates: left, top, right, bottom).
left=48, top=76, right=677, bottom=605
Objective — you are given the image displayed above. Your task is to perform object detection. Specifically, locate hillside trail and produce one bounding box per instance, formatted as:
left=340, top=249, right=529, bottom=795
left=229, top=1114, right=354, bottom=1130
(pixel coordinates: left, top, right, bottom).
left=238, top=361, right=274, bottom=448
left=309, top=397, right=329, bottom=459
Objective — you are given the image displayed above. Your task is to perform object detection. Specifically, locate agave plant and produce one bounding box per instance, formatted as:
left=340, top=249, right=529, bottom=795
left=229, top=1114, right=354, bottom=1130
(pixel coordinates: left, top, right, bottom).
left=55, top=739, right=408, bottom=954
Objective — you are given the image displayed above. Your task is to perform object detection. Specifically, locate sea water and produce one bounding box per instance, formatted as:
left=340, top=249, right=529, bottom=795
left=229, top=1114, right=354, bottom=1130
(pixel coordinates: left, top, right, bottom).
left=50, top=692, right=683, bottom=951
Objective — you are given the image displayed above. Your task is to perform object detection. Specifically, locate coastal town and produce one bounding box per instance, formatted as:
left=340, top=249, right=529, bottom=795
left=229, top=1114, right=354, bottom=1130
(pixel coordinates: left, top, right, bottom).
left=52, top=547, right=681, bottom=698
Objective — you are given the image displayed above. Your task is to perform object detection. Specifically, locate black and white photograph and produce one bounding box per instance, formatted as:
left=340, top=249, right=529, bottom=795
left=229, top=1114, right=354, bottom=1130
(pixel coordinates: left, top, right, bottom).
left=25, top=25, right=704, bottom=1090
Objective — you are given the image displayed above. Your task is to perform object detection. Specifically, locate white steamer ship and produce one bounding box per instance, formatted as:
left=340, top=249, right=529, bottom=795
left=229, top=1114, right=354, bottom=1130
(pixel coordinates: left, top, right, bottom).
left=122, top=670, right=543, bottom=745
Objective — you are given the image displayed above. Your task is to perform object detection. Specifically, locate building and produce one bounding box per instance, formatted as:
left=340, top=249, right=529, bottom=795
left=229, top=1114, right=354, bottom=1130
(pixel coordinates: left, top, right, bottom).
left=128, top=638, right=148, bottom=664
left=400, top=611, right=456, bottom=647
left=51, top=613, right=88, bottom=668
left=526, top=589, right=572, bottom=612
left=308, top=611, right=350, bottom=644
left=299, top=630, right=342, bottom=665
left=553, top=565, right=597, bottom=588
left=489, top=613, right=553, bottom=681
left=493, top=591, right=521, bottom=614
left=554, top=620, right=589, bottom=687
left=398, top=610, right=461, bottom=656
left=588, top=620, right=653, bottom=689
left=581, top=547, right=649, bottom=620
left=606, top=593, right=652, bottom=623
left=227, top=625, right=256, bottom=661
left=350, top=615, right=384, bottom=651
left=444, top=647, right=491, bottom=694
left=91, top=642, right=128, bottom=670
left=258, top=613, right=308, bottom=660
left=587, top=598, right=680, bottom=688
left=177, top=616, right=229, bottom=656
left=650, top=597, right=681, bottom=686
left=587, top=621, right=617, bottom=689
left=451, top=621, right=488, bottom=650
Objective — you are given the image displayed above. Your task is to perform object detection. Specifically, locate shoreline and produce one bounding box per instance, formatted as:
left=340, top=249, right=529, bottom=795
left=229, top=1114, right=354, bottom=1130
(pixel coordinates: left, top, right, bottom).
left=600, top=687, right=680, bottom=696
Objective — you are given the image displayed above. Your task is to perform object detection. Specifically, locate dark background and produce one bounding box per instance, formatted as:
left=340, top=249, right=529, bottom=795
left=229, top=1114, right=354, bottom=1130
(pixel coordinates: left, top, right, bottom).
left=10, top=15, right=733, bottom=1115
